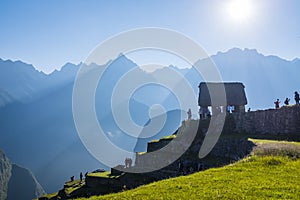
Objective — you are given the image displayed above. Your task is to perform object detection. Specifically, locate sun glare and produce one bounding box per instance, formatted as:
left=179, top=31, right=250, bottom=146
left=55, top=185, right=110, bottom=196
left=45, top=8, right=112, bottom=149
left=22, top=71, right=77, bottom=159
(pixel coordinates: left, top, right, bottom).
left=228, top=0, right=253, bottom=22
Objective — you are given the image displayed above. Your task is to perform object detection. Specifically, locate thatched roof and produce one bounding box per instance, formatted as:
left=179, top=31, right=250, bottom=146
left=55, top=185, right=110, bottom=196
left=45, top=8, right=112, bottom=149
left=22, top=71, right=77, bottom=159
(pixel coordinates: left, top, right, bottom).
left=198, top=82, right=247, bottom=107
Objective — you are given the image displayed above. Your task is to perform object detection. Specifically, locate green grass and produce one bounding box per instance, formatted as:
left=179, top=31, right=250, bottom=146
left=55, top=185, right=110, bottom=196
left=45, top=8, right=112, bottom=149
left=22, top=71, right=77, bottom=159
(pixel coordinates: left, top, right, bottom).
left=36, top=192, right=58, bottom=200
left=88, top=171, right=111, bottom=178
left=250, top=139, right=300, bottom=160
left=249, top=138, right=300, bottom=146
left=64, top=180, right=85, bottom=196
left=161, top=134, right=177, bottom=140
left=76, top=140, right=300, bottom=200
left=88, top=171, right=121, bottom=179
left=150, top=134, right=176, bottom=143
left=78, top=156, right=300, bottom=200
left=64, top=179, right=83, bottom=187
left=37, top=180, right=84, bottom=199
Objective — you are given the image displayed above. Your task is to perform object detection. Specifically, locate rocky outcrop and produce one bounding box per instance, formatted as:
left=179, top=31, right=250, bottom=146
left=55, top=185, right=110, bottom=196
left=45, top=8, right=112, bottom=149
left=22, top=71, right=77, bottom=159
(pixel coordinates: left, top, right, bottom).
left=0, top=150, right=45, bottom=200
left=7, top=164, right=45, bottom=200
left=0, top=150, right=11, bottom=200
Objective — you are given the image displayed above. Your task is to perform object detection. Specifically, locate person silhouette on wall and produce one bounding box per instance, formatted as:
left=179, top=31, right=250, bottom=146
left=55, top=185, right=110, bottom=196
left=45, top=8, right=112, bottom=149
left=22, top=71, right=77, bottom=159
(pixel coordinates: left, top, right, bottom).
left=274, top=99, right=280, bottom=109
left=295, top=91, right=300, bottom=105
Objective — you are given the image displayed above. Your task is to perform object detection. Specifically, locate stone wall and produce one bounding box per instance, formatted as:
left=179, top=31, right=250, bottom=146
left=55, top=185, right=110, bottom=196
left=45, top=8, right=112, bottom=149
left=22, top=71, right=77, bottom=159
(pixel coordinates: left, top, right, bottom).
left=136, top=106, right=300, bottom=172
left=85, top=176, right=118, bottom=188
left=136, top=106, right=300, bottom=170
left=232, top=106, right=300, bottom=139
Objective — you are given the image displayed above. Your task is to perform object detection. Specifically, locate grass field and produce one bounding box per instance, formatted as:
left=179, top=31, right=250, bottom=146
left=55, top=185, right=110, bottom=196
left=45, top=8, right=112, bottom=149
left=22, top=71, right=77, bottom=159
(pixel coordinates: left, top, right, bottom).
left=76, top=140, right=300, bottom=200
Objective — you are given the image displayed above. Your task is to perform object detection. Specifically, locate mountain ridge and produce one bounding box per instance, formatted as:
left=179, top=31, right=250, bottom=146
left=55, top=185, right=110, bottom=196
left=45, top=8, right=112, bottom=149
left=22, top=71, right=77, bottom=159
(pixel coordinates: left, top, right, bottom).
left=1, top=47, right=299, bottom=76
left=0, top=47, right=299, bottom=192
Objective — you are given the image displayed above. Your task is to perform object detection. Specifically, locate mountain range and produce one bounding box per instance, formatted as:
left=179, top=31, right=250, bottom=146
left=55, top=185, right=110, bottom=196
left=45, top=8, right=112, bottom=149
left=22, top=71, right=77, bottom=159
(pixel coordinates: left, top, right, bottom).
left=0, top=48, right=299, bottom=193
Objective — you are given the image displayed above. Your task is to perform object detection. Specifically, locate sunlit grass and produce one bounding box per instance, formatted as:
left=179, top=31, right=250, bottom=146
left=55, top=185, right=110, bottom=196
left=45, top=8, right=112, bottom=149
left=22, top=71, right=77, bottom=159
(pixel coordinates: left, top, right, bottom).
left=150, top=134, right=176, bottom=143
left=87, top=171, right=111, bottom=178
left=76, top=140, right=300, bottom=200
left=249, top=138, right=300, bottom=146
left=77, top=155, right=299, bottom=200
left=37, top=192, right=58, bottom=199
left=40, top=139, right=300, bottom=200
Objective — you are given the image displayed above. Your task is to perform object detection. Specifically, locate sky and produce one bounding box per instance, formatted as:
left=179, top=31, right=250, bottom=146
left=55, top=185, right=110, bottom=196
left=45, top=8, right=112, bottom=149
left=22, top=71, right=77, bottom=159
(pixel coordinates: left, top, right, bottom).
left=0, top=0, right=300, bottom=73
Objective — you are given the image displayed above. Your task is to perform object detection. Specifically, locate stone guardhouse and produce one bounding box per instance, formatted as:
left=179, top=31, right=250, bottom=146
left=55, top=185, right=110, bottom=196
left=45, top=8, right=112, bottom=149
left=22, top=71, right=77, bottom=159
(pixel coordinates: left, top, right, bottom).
left=198, top=82, right=248, bottom=117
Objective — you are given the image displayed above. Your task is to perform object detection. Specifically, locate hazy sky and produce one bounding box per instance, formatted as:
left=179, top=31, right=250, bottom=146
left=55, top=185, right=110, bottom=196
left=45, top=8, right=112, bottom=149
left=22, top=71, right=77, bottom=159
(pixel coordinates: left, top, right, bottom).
left=0, top=0, right=299, bottom=73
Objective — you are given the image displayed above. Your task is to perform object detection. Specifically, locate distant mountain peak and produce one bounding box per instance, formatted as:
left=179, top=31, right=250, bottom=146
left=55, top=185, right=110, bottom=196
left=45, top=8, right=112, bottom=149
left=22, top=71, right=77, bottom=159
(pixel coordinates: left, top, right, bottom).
left=292, top=58, right=300, bottom=63
left=53, top=62, right=80, bottom=73
left=214, top=47, right=300, bottom=62
left=216, top=47, right=242, bottom=56
left=216, top=47, right=262, bottom=57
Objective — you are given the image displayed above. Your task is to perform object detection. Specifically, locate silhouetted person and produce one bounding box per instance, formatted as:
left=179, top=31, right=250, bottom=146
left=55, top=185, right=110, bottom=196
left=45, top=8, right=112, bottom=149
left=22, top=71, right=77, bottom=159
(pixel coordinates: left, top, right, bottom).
left=295, top=91, right=300, bottom=105
left=227, top=105, right=234, bottom=113
left=248, top=108, right=251, bottom=112
left=80, top=172, right=83, bottom=182
left=284, top=98, right=290, bottom=106
left=274, top=99, right=280, bottom=109
left=189, top=166, right=194, bottom=173
left=197, top=162, right=202, bottom=171
left=187, top=109, right=192, bottom=120
left=128, top=158, right=132, bottom=168
left=125, top=158, right=132, bottom=168
left=178, top=162, right=182, bottom=172
left=70, top=176, right=74, bottom=182
left=198, top=108, right=203, bottom=119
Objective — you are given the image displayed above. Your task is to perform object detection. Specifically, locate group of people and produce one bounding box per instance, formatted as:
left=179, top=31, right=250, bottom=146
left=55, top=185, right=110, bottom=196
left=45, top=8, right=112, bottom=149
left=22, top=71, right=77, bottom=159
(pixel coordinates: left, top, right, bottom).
left=274, top=91, right=300, bottom=109
left=124, top=157, right=133, bottom=168
left=70, top=172, right=88, bottom=182
left=177, top=160, right=204, bottom=175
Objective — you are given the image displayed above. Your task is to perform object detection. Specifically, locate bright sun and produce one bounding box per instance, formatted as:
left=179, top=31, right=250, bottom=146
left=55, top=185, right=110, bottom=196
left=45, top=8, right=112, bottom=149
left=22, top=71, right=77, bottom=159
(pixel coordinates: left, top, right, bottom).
left=228, top=0, right=253, bottom=22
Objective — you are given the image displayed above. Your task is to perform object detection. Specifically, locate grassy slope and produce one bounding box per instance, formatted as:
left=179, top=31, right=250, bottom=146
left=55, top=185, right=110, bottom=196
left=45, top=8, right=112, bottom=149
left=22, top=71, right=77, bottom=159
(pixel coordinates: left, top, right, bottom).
left=249, top=138, right=300, bottom=146
left=78, top=140, right=300, bottom=200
